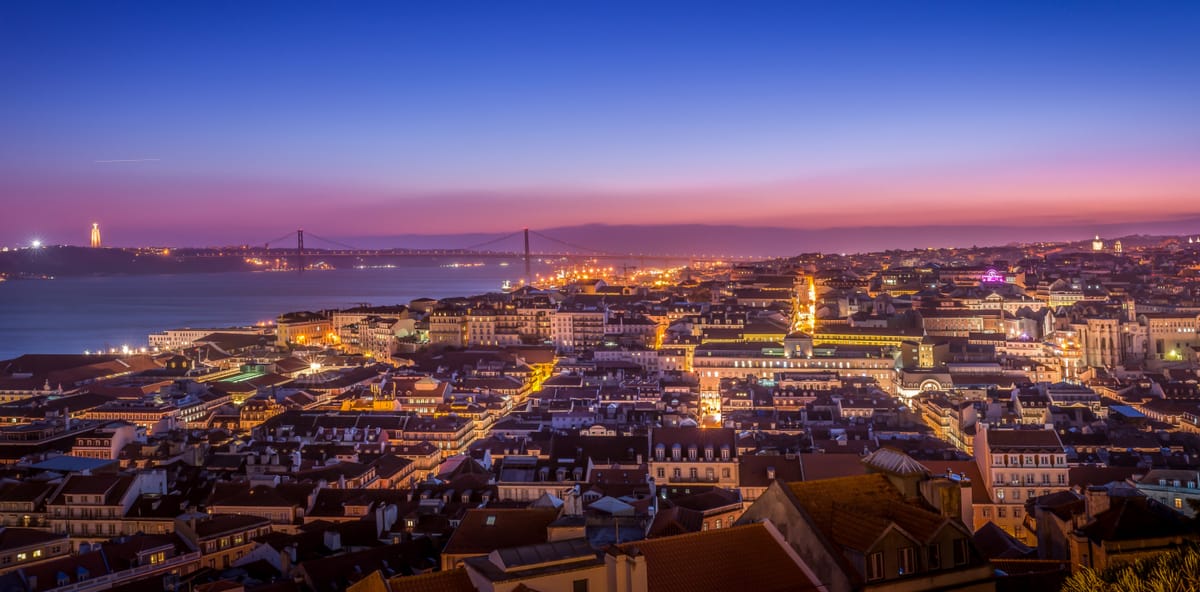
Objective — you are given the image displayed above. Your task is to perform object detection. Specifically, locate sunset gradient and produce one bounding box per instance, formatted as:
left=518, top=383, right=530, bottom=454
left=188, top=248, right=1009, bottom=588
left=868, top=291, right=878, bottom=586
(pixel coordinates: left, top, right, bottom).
left=2, top=1, right=1199, bottom=247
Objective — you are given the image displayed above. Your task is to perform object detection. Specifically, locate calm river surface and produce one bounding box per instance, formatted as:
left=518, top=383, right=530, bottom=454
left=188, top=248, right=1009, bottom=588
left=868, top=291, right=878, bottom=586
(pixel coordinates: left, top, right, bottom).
left=0, top=259, right=531, bottom=359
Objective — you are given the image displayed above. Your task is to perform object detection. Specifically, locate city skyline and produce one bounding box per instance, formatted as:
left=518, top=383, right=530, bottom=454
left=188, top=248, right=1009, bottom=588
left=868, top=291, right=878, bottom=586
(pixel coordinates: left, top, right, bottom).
left=7, top=5, right=1200, bottom=592
left=4, top=1, right=1200, bottom=246
left=16, top=217, right=1200, bottom=257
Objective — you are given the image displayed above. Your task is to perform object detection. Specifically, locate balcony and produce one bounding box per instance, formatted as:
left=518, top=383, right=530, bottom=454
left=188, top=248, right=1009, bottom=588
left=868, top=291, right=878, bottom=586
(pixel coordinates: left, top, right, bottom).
left=668, top=474, right=722, bottom=484
left=44, top=550, right=200, bottom=592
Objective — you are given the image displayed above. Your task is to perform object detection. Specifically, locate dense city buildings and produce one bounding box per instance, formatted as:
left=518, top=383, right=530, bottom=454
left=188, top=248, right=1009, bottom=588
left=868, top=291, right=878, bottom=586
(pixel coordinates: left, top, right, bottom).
left=6, top=0, right=1200, bottom=589
left=3, top=235, right=1200, bottom=592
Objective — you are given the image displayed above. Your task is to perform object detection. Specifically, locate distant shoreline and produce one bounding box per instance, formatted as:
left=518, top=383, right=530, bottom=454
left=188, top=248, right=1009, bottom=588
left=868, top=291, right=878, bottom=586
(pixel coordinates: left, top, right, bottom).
left=0, top=246, right=539, bottom=278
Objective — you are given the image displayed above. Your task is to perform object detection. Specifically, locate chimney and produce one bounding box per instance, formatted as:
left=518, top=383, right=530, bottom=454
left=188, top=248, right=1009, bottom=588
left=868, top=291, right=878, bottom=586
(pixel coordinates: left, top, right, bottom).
left=606, top=547, right=648, bottom=592
left=323, top=529, right=342, bottom=552
left=766, top=466, right=776, bottom=481
left=1084, top=486, right=1110, bottom=521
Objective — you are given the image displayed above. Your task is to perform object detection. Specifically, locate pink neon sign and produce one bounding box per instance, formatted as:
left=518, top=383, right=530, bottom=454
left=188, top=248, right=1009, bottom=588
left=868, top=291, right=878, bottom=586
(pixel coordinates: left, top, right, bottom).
left=981, top=268, right=1005, bottom=283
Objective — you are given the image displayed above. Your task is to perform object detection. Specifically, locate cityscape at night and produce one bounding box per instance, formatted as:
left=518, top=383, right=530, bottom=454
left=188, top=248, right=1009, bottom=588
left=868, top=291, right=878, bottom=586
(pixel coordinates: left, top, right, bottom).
left=2, top=2, right=1200, bottom=592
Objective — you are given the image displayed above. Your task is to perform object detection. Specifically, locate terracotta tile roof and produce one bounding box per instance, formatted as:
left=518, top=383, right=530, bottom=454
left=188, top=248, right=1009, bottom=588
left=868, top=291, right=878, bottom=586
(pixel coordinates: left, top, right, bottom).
left=829, top=507, right=893, bottom=551
left=916, top=460, right=990, bottom=504
left=48, top=474, right=133, bottom=505
left=651, top=426, right=736, bottom=449
left=346, top=571, right=389, bottom=592
left=0, top=527, right=67, bottom=551
left=383, top=567, right=477, bottom=592
left=19, top=547, right=111, bottom=591
left=0, top=480, right=57, bottom=504
left=787, top=473, right=959, bottom=550
left=1032, top=491, right=1085, bottom=522
left=1069, top=466, right=1141, bottom=488
left=881, top=500, right=950, bottom=541
left=193, top=514, right=272, bottom=538
left=194, top=581, right=245, bottom=592
left=669, top=488, right=742, bottom=512
left=646, top=506, right=705, bottom=537
left=788, top=473, right=903, bottom=531
left=972, top=522, right=1035, bottom=560
left=615, top=522, right=823, bottom=592
left=441, top=508, right=560, bottom=557
left=796, top=453, right=869, bottom=481
left=1080, top=496, right=1197, bottom=542
left=299, top=540, right=439, bottom=590
left=209, top=482, right=315, bottom=509
left=739, top=455, right=804, bottom=487
left=983, top=428, right=1064, bottom=452
left=1, top=354, right=117, bottom=377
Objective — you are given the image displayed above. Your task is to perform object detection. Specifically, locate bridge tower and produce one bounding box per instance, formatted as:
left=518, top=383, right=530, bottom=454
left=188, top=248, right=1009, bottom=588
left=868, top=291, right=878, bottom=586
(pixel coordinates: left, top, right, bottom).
left=297, top=228, right=305, bottom=273
left=524, top=228, right=532, bottom=286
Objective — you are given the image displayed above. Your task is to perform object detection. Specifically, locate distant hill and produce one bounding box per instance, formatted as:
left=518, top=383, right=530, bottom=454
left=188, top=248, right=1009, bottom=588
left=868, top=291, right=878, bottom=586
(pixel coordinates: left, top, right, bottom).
left=346, top=216, right=1200, bottom=257
left=0, top=246, right=251, bottom=276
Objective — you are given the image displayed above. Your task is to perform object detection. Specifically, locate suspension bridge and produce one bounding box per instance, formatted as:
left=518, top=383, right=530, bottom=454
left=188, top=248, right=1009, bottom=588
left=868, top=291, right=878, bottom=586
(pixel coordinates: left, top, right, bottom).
left=175, top=228, right=747, bottom=280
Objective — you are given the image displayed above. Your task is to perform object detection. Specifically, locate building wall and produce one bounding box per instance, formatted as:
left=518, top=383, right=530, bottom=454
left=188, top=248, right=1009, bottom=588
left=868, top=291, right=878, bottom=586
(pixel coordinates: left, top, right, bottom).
left=276, top=318, right=330, bottom=348
left=736, top=482, right=855, bottom=592
left=482, top=564, right=608, bottom=592
left=1136, top=481, right=1200, bottom=517
left=0, top=537, right=70, bottom=575
left=974, top=427, right=1069, bottom=544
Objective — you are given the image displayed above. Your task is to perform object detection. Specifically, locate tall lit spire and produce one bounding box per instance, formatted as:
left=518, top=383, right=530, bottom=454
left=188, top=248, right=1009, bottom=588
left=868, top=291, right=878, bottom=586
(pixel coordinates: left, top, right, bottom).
left=90, top=222, right=101, bottom=248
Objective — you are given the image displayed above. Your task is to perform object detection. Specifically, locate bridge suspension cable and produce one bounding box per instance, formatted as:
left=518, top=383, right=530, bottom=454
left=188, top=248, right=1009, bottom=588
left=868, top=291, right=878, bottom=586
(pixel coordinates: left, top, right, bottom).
left=261, top=231, right=299, bottom=247
left=460, top=230, right=526, bottom=252
left=252, top=227, right=617, bottom=256
left=303, top=232, right=360, bottom=251
left=527, top=229, right=619, bottom=256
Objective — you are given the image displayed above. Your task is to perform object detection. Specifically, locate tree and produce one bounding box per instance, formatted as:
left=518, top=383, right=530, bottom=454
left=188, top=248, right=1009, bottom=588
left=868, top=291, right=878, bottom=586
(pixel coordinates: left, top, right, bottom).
left=1061, top=544, right=1200, bottom=592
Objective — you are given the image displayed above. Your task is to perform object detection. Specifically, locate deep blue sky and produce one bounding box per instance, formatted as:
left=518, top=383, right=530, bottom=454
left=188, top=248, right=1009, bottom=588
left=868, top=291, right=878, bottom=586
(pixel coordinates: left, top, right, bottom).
left=2, top=1, right=1199, bottom=246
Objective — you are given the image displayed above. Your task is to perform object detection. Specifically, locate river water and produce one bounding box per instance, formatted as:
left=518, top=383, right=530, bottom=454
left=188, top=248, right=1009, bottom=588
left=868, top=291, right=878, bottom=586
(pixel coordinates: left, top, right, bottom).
left=0, top=258, right=530, bottom=359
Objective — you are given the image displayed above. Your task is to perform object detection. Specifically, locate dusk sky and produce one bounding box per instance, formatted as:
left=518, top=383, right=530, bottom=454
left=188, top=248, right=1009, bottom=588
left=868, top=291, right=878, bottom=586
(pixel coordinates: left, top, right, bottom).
left=3, top=1, right=1199, bottom=248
